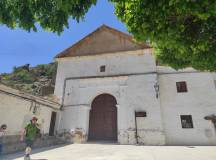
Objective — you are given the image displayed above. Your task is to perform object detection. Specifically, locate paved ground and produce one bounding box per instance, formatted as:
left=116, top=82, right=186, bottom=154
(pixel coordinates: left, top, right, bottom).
left=4, top=143, right=216, bottom=160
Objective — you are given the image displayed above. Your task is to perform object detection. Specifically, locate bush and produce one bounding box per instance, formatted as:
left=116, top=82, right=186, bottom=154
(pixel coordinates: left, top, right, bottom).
left=32, top=63, right=57, bottom=78
left=13, top=70, right=35, bottom=83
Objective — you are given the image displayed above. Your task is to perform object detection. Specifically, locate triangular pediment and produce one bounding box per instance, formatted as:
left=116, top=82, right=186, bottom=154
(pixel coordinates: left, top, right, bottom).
left=55, top=25, right=150, bottom=58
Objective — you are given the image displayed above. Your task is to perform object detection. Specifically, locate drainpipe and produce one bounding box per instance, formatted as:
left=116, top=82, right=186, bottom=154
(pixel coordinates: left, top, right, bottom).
left=60, top=78, right=67, bottom=110
left=134, top=111, right=138, bottom=144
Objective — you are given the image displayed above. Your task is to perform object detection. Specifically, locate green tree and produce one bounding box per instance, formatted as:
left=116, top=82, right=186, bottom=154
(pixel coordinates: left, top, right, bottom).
left=0, top=0, right=97, bottom=34
left=111, top=0, right=216, bottom=71
left=1, top=0, right=216, bottom=71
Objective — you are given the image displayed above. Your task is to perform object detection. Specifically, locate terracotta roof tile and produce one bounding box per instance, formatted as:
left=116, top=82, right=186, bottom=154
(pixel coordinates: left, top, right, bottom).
left=55, top=24, right=150, bottom=58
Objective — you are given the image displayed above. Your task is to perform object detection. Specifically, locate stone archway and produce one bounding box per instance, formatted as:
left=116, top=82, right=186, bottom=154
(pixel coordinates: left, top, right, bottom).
left=88, top=94, right=117, bottom=141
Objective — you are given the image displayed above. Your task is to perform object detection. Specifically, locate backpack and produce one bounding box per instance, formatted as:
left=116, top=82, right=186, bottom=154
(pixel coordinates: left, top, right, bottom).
left=36, top=127, right=42, bottom=138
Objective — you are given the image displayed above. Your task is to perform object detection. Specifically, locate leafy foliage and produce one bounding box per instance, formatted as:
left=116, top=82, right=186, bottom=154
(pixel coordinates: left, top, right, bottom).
left=111, top=0, right=216, bottom=71
left=0, top=63, right=57, bottom=94
left=13, top=69, right=35, bottom=83
left=32, top=63, right=57, bottom=77
left=1, top=0, right=216, bottom=71
left=0, top=0, right=97, bottom=34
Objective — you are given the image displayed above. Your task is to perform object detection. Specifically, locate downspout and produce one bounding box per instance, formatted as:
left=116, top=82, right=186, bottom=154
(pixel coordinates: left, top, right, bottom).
left=60, top=78, right=67, bottom=110
left=134, top=111, right=138, bottom=144
left=156, top=68, right=167, bottom=145
left=56, top=78, right=67, bottom=136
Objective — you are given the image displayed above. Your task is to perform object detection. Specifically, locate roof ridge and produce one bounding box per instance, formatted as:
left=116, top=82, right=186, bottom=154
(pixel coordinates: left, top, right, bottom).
left=55, top=24, right=150, bottom=59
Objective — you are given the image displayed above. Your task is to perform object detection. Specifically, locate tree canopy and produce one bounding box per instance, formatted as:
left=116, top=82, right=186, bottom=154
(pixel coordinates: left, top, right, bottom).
left=1, top=0, right=216, bottom=71
left=0, top=0, right=97, bottom=34
left=111, top=0, right=216, bottom=71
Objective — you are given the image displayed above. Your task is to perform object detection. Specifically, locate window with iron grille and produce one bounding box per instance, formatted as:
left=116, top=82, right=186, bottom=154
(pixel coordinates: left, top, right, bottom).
left=100, top=65, right=106, bottom=72
left=180, top=115, right=193, bottom=128
left=176, top=81, right=187, bottom=92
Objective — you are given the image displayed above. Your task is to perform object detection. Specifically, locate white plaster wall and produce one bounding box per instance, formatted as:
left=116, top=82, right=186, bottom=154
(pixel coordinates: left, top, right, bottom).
left=159, top=68, right=216, bottom=145
left=118, top=74, right=165, bottom=145
left=59, top=74, right=165, bottom=145
left=55, top=50, right=165, bottom=145
left=0, top=93, right=55, bottom=135
left=55, top=48, right=216, bottom=145
left=54, top=49, right=154, bottom=103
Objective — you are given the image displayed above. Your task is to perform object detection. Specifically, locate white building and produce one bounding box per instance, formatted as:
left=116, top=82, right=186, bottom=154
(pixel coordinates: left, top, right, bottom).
left=54, top=25, right=216, bottom=145
left=0, top=84, right=60, bottom=136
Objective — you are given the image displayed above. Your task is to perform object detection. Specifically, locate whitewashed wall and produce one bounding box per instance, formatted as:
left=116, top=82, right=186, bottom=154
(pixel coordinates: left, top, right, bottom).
left=55, top=49, right=216, bottom=145
left=158, top=67, right=216, bottom=145
left=55, top=49, right=154, bottom=103
left=0, top=93, right=56, bottom=135
left=55, top=49, right=166, bottom=145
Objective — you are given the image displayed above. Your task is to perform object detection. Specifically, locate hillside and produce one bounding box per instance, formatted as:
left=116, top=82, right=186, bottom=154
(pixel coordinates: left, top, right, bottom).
left=0, top=63, right=57, bottom=96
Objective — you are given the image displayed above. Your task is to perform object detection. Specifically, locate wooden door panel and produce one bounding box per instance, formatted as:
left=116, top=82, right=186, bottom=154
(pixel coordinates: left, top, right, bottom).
left=88, top=94, right=117, bottom=141
left=49, top=112, right=56, bottom=136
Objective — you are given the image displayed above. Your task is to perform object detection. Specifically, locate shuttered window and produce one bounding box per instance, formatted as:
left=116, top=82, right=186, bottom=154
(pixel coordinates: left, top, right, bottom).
left=176, top=81, right=187, bottom=92
left=180, top=115, right=193, bottom=128
left=100, top=65, right=106, bottom=72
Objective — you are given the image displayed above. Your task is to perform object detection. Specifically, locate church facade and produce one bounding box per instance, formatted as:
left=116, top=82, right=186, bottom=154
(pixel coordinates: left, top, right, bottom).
left=54, top=25, right=216, bottom=145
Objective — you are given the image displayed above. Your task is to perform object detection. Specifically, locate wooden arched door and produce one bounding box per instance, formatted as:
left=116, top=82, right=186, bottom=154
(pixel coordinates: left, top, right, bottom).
left=88, top=94, right=117, bottom=141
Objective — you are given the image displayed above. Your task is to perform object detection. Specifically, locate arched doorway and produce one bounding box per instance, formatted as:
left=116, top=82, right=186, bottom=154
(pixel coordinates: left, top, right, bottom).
left=88, top=94, right=117, bottom=141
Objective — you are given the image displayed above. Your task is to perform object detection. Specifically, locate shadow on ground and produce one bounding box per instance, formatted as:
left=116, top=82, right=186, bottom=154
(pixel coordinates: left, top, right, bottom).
left=4, top=143, right=216, bottom=160
left=4, top=144, right=68, bottom=160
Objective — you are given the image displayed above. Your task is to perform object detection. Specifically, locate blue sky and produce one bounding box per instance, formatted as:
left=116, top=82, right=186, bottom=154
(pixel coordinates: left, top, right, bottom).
left=0, top=0, right=127, bottom=73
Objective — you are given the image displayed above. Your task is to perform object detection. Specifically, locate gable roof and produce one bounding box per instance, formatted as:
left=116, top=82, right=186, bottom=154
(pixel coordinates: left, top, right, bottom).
left=55, top=25, right=150, bottom=58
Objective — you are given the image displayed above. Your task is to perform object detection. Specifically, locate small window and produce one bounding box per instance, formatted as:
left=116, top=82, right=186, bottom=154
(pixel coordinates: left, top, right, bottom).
left=176, top=81, right=187, bottom=92
left=100, top=65, right=106, bottom=72
left=180, top=115, right=193, bottom=128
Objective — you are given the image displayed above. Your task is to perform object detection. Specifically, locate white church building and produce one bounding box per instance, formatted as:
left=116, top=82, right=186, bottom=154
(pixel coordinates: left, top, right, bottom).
left=54, top=25, right=216, bottom=145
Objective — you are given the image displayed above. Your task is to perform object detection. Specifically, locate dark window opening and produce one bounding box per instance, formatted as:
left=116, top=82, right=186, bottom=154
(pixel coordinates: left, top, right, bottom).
left=100, top=65, right=106, bottom=72
left=49, top=112, right=57, bottom=136
left=176, top=81, right=187, bottom=92
left=180, top=115, right=193, bottom=128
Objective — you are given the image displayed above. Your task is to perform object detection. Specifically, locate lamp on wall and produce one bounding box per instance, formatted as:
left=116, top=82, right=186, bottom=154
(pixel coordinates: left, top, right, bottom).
left=154, top=82, right=159, bottom=98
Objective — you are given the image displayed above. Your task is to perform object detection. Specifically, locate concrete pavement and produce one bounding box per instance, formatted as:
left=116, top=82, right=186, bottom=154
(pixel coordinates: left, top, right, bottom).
left=4, top=143, right=216, bottom=160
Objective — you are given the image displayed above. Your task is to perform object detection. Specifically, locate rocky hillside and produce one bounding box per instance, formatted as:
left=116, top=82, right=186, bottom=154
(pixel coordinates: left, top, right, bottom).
left=0, top=63, right=57, bottom=96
